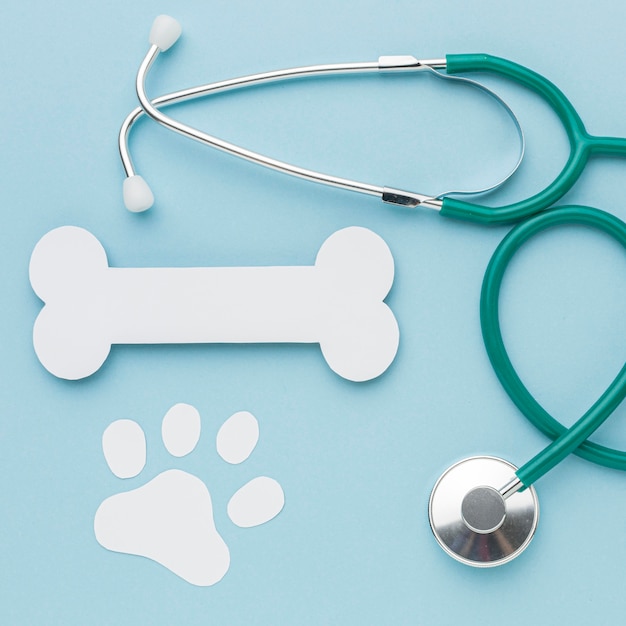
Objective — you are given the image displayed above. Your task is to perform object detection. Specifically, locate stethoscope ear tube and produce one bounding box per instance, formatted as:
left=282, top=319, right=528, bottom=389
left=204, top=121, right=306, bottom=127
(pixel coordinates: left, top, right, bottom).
left=121, top=20, right=529, bottom=213
left=480, top=206, right=626, bottom=486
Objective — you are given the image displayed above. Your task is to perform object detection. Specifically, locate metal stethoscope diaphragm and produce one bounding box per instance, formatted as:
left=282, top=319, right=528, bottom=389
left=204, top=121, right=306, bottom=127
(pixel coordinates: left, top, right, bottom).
left=429, top=457, right=538, bottom=567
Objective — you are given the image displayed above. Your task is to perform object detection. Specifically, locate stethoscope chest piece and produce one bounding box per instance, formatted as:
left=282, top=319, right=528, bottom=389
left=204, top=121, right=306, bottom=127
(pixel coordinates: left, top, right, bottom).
left=429, top=456, right=539, bottom=567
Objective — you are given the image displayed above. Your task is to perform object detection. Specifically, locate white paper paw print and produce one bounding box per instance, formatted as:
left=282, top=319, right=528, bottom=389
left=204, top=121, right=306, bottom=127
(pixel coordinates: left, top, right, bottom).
left=94, top=404, right=285, bottom=586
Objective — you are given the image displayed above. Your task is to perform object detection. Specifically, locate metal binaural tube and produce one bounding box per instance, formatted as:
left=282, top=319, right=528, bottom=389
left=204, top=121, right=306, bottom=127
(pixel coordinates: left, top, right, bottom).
left=124, top=28, right=523, bottom=212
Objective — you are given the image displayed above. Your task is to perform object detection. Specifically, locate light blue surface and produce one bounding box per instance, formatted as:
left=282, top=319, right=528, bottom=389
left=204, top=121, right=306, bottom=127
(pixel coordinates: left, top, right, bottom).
left=2, top=0, right=626, bottom=623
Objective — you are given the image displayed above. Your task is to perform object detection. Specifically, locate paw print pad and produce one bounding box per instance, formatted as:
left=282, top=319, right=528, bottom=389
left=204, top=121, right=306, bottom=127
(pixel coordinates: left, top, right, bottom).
left=94, top=404, right=285, bottom=586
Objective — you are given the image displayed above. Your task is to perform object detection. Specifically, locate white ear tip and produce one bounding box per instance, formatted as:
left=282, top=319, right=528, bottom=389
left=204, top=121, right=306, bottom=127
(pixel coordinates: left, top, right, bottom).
left=123, top=175, right=154, bottom=212
left=149, top=15, right=182, bottom=51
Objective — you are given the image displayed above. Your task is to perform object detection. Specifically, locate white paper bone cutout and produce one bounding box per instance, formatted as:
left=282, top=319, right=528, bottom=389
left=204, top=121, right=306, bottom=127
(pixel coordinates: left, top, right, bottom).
left=29, top=225, right=399, bottom=382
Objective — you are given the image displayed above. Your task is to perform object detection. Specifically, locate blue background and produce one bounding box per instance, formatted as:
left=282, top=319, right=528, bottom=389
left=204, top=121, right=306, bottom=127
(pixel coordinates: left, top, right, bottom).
left=3, top=1, right=626, bottom=624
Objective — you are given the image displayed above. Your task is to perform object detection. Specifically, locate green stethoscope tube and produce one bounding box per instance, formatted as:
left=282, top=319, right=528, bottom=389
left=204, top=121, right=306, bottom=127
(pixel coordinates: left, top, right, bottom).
left=441, top=54, right=626, bottom=224
left=480, top=206, right=626, bottom=488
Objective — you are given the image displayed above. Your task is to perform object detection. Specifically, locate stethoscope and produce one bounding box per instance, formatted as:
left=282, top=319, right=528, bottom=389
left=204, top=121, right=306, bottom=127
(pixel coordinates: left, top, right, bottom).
left=120, top=16, right=626, bottom=567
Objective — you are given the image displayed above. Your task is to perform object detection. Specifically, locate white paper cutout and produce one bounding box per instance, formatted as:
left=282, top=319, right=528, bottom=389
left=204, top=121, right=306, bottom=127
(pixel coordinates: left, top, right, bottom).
left=216, top=410, right=259, bottom=464
left=94, top=406, right=284, bottom=586
left=95, top=469, right=230, bottom=586
left=227, top=477, right=285, bottom=528
left=161, top=403, right=201, bottom=457
left=30, top=225, right=399, bottom=382
left=102, top=419, right=146, bottom=479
